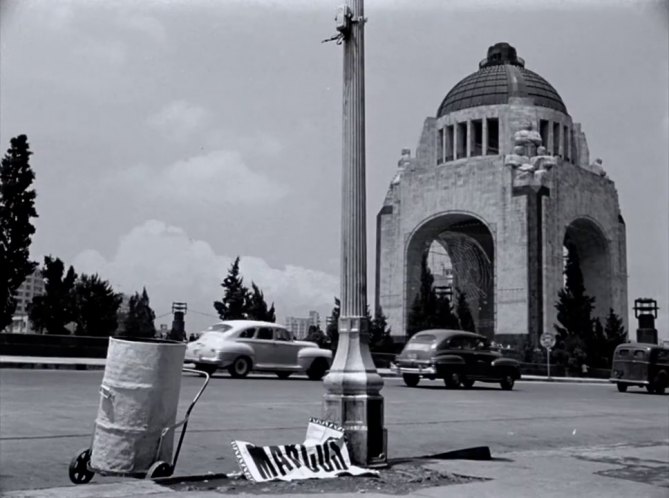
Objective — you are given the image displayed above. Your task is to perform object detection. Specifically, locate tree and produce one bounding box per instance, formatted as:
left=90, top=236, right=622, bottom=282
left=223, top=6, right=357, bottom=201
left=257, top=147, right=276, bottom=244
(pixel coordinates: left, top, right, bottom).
left=434, top=293, right=459, bottom=329
left=214, top=257, right=249, bottom=320
left=370, top=307, right=394, bottom=353
left=455, top=289, right=476, bottom=332
left=0, top=135, right=38, bottom=331
left=306, top=324, right=329, bottom=349
left=326, top=297, right=340, bottom=351
left=603, top=308, right=626, bottom=365
left=554, top=245, right=596, bottom=370
left=122, top=287, right=156, bottom=338
left=245, top=282, right=276, bottom=322
left=407, top=253, right=439, bottom=337
left=73, top=274, right=122, bottom=336
left=28, top=256, right=77, bottom=334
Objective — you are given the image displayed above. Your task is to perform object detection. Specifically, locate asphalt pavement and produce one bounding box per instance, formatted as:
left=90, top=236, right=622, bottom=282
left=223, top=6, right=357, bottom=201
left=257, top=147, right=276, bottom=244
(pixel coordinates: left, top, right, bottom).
left=1, top=359, right=665, bottom=497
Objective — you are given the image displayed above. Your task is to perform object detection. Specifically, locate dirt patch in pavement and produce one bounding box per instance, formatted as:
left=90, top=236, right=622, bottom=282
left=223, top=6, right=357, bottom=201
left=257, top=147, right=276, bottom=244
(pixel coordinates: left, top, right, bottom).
left=168, top=461, right=487, bottom=495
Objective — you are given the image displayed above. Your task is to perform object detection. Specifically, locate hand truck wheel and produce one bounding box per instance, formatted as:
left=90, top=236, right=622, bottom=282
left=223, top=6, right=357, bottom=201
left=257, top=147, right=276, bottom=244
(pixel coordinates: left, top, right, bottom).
left=69, top=448, right=95, bottom=484
left=146, top=460, right=173, bottom=479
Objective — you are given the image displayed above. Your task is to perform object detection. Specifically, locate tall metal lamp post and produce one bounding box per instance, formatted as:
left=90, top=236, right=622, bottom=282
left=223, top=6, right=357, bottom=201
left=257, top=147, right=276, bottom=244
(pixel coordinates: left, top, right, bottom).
left=322, top=0, right=387, bottom=466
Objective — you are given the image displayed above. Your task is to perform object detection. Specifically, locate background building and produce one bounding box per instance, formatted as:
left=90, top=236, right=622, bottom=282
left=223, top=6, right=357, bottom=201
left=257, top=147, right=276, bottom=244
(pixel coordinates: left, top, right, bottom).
left=4, top=270, right=45, bottom=334
left=284, top=311, right=320, bottom=340
left=376, top=42, right=628, bottom=349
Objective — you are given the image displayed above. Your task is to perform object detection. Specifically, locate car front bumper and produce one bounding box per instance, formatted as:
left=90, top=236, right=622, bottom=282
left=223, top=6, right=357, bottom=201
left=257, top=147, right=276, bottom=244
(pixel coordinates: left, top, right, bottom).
left=393, top=363, right=437, bottom=376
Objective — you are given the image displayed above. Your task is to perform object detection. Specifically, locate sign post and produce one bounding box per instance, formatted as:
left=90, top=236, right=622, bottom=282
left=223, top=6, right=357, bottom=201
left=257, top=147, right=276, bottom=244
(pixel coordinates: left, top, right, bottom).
left=540, top=332, right=556, bottom=379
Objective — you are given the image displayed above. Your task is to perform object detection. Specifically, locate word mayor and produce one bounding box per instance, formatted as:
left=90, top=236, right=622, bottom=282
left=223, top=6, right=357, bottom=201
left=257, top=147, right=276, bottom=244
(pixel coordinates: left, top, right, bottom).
left=243, top=440, right=349, bottom=480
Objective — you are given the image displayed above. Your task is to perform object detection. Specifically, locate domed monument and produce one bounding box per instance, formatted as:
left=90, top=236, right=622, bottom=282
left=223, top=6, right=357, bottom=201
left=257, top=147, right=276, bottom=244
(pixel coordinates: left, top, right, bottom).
left=375, top=42, right=628, bottom=350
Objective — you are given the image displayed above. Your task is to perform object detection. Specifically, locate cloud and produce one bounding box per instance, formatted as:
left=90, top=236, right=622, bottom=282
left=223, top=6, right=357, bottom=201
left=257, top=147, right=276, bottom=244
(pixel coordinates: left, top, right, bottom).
left=114, top=149, right=289, bottom=206
left=72, top=220, right=339, bottom=331
left=72, top=38, right=127, bottom=66
left=147, top=100, right=210, bottom=139
left=119, top=14, right=167, bottom=43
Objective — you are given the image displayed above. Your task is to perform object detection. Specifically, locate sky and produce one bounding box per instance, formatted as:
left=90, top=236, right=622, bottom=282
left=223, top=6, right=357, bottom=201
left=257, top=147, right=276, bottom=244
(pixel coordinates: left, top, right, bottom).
left=1, top=0, right=667, bottom=338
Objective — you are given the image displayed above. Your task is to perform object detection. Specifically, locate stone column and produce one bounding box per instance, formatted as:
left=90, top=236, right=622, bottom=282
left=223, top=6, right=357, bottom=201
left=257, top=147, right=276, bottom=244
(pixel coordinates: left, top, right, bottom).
left=322, top=0, right=387, bottom=466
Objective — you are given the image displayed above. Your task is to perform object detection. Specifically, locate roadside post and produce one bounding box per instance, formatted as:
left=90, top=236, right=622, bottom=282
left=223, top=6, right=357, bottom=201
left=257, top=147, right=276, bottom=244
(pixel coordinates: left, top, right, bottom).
left=540, top=332, right=556, bottom=379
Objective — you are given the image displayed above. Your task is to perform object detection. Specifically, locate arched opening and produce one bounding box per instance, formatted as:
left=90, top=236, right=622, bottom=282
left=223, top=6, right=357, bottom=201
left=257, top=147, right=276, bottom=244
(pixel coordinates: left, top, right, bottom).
left=563, top=218, right=611, bottom=320
left=406, top=213, right=495, bottom=338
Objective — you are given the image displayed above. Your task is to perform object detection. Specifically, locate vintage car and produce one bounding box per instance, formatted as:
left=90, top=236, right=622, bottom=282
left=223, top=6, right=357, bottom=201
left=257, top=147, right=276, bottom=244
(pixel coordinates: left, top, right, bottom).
left=185, top=320, right=332, bottom=380
left=609, top=342, right=669, bottom=394
left=394, top=329, right=521, bottom=390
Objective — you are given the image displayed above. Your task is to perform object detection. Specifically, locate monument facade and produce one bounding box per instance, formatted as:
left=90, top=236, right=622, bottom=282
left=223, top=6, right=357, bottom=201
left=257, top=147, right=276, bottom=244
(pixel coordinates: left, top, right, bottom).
left=375, top=42, right=628, bottom=350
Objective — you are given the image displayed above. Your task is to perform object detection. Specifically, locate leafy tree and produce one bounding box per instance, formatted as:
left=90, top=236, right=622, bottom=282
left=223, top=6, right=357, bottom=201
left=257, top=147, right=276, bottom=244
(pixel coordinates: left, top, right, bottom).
left=0, top=135, right=38, bottom=331
left=554, top=245, right=596, bottom=370
left=326, top=297, right=340, bottom=351
left=28, top=256, right=77, bottom=334
left=122, top=287, right=156, bottom=338
left=455, top=290, right=476, bottom=332
left=214, top=257, right=249, bottom=320
left=245, top=282, right=276, bottom=322
left=73, top=274, right=122, bottom=336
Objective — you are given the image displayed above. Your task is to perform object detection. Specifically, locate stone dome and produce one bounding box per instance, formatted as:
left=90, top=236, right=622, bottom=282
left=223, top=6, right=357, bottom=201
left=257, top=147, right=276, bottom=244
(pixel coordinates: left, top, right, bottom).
left=436, top=43, right=568, bottom=117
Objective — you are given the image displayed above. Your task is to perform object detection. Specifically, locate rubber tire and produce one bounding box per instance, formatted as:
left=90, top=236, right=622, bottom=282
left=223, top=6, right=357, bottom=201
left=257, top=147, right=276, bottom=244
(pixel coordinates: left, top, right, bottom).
left=444, top=372, right=461, bottom=389
left=651, top=373, right=667, bottom=395
left=228, top=357, right=251, bottom=378
left=69, top=448, right=95, bottom=485
left=403, top=373, right=420, bottom=387
left=194, top=363, right=217, bottom=376
left=461, top=378, right=475, bottom=389
left=307, top=359, right=328, bottom=380
left=646, top=384, right=654, bottom=394
left=276, top=371, right=292, bottom=379
left=617, top=382, right=628, bottom=392
left=146, top=460, right=173, bottom=479
left=500, top=374, right=515, bottom=391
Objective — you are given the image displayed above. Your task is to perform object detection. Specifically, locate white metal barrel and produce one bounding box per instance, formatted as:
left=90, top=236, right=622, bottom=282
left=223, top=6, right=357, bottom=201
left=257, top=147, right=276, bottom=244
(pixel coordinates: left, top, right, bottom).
left=90, top=337, right=186, bottom=475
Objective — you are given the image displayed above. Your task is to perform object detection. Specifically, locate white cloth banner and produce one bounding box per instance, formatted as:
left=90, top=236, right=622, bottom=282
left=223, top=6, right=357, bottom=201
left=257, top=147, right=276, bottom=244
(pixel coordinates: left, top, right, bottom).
left=231, top=418, right=379, bottom=482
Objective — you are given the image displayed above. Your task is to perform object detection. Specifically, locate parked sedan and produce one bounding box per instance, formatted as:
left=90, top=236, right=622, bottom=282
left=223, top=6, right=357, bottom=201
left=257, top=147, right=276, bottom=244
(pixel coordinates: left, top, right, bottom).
left=185, top=320, right=332, bottom=380
left=394, top=329, right=521, bottom=390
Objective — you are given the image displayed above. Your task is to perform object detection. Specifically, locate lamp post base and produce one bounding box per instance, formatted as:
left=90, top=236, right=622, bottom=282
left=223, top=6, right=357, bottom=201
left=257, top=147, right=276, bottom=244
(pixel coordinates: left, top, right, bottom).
left=322, top=316, right=387, bottom=466
left=323, top=393, right=387, bottom=466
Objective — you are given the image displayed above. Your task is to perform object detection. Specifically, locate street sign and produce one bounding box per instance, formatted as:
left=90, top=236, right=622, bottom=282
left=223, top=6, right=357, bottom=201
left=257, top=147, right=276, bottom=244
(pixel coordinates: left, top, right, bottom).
left=540, top=332, right=556, bottom=349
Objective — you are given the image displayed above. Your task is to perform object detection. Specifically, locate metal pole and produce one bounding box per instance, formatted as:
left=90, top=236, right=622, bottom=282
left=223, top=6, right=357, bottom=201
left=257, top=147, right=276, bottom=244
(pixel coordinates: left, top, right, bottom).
left=547, top=348, right=551, bottom=379
left=322, top=0, right=387, bottom=466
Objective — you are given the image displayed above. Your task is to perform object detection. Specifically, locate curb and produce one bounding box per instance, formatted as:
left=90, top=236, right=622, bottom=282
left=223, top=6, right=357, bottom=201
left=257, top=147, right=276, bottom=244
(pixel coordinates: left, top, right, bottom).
left=0, top=358, right=611, bottom=383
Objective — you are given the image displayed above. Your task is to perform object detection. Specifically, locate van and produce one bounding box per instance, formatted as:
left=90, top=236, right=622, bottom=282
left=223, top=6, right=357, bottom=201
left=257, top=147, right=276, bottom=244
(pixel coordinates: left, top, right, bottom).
left=609, top=342, right=669, bottom=394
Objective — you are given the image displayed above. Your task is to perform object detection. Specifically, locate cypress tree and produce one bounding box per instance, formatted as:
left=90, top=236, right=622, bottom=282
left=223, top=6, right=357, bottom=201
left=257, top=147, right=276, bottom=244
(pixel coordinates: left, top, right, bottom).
left=326, top=297, right=340, bottom=351
left=122, top=287, right=156, bottom=338
left=245, top=282, right=276, bottom=322
left=214, top=257, right=249, bottom=320
left=407, top=253, right=438, bottom=337
left=455, top=290, right=476, bottom=332
left=0, top=135, right=38, bottom=330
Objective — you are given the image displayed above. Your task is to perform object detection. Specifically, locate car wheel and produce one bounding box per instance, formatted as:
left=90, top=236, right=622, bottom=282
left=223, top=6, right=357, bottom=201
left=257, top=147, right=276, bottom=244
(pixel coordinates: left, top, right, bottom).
left=617, top=382, right=628, bottom=393
left=461, top=378, right=475, bottom=389
left=194, top=363, right=217, bottom=376
left=276, top=372, right=292, bottom=380
left=307, top=359, right=328, bottom=380
left=646, top=384, right=655, bottom=393
left=652, top=372, right=667, bottom=395
left=500, top=374, right=515, bottom=391
left=444, top=372, right=461, bottom=389
left=402, top=374, right=420, bottom=387
left=228, top=357, right=251, bottom=378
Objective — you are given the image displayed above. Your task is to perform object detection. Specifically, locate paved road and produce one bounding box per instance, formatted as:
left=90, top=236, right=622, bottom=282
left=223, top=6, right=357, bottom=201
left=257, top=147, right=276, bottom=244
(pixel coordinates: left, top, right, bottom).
left=0, top=369, right=666, bottom=493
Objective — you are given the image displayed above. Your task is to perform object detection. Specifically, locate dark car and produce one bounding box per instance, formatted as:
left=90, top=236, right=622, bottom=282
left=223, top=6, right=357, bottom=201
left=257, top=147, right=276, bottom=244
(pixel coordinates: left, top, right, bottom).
left=610, top=342, right=669, bottom=394
left=394, top=329, right=521, bottom=390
